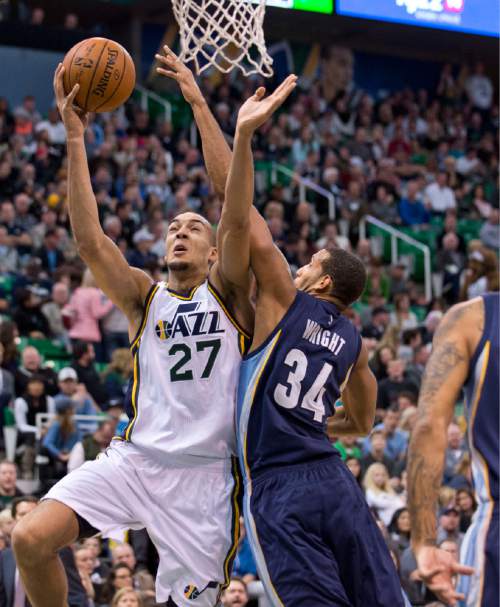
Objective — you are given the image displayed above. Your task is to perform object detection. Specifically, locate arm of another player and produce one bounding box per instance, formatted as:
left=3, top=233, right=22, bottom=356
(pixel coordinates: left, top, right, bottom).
left=53, top=64, right=152, bottom=334
left=326, top=342, right=376, bottom=438
left=407, top=302, right=475, bottom=607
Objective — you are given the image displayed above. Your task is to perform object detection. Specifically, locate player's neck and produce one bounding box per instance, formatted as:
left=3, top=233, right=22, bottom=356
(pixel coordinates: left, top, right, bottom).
left=312, top=291, right=346, bottom=310
left=167, top=269, right=207, bottom=294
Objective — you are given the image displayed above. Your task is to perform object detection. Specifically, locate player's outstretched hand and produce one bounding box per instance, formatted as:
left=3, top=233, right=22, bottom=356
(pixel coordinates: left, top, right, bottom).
left=53, top=63, right=88, bottom=138
left=155, top=45, right=204, bottom=107
left=415, top=545, right=474, bottom=607
left=236, top=74, right=297, bottom=137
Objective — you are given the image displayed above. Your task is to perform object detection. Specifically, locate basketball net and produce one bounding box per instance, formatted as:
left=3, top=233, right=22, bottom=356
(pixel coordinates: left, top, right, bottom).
left=171, top=0, right=274, bottom=77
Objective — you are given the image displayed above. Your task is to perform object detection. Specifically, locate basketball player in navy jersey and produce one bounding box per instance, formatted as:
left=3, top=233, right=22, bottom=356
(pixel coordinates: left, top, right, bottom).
left=407, top=294, right=498, bottom=607
left=222, top=86, right=410, bottom=606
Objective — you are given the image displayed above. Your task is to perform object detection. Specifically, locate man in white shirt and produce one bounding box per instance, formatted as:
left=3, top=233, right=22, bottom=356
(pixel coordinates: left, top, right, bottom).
left=424, top=172, right=456, bottom=215
left=465, top=62, right=493, bottom=111
left=35, top=108, right=66, bottom=146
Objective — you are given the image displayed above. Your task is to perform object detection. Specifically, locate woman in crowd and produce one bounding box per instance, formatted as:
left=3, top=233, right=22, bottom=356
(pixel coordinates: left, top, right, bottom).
left=0, top=321, right=19, bottom=372
left=363, top=462, right=406, bottom=526
left=74, top=545, right=96, bottom=605
left=388, top=507, right=412, bottom=557
left=345, top=456, right=363, bottom=487
left=101, top=563, right=135, bottom=605
left=455, top=487, right=476, bottom=533
left=63, top=268, right=114, bottom=361
left=14, top=375, right=55, bottom=478
left=389, top=292, right=418, bottom=331
left=42, top=396, right=81, bottom=477
left=369, top=344, right=395, bottom=381
left=111, top=588, right=143, bottom=607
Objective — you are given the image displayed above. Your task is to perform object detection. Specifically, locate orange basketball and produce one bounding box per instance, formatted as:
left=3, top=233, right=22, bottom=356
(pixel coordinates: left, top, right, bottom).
left=62, top=37, right=136, bottom=113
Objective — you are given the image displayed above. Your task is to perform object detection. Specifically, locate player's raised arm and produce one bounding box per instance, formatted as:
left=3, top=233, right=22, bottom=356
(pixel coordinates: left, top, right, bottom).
left=327, top=342, right=376, bottom=438
left=407, top=301, right=476, bottom=607
left=53, top=64, right=152, bottom=334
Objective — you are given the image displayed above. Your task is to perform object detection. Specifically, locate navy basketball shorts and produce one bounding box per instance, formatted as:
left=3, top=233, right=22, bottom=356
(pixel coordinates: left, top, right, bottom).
left=243, top=456, right=408, bottom=607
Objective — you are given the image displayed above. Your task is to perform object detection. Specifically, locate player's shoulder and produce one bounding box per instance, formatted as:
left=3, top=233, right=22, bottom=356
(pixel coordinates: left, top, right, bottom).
left=436, top=297, right=484, bottom=351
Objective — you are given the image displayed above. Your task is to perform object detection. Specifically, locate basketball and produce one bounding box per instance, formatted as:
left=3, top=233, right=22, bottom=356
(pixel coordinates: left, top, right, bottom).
left=62, top=37, right=135, bottom=113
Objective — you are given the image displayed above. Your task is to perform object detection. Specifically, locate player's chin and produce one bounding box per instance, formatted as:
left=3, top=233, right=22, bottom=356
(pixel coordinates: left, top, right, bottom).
left=167, top=260, right=192, bottom=272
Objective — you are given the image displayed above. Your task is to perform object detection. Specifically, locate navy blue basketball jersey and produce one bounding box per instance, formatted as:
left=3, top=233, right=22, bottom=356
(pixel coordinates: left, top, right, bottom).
left=457, top=293, right=499, bottom=607
left=237, top=290, right=362, bottom=478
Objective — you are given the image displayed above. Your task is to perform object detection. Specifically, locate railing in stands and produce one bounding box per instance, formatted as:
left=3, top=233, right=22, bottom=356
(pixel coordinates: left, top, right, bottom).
left=270, top=163, right=336, bottom=220
left=135, top=84, right=172, bottom=122
left=359, top=215, right=432, bottom=302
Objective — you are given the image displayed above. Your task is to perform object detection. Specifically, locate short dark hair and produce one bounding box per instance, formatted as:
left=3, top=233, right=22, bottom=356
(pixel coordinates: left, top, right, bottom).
left=11, top=495, right=38, bottom=519
left=322, top=248, right=367, bottom=307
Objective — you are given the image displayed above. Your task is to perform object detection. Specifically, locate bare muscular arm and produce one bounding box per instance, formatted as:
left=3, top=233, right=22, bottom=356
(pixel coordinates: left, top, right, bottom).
left=54, top=65, right=152, bottom=337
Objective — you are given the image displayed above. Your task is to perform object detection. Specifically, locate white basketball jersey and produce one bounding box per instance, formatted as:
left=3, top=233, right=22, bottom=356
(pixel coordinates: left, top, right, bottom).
left=121, top=280, right=249, bottom=460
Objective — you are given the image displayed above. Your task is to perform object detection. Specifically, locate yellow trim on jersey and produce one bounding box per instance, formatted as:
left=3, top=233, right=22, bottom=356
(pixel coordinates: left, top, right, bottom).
left=222, top=456, right=242, bottom=587
left=130, top=284, right=160, bottom=352
left=207, top=283, right=251, bottom=339
left=467, top=340, right=492, bottom=604
left=165, top=282, right=201, bottom=301
left=241, top=331, right=286, bottom=607
left=125, top=348, right=140, bottom=441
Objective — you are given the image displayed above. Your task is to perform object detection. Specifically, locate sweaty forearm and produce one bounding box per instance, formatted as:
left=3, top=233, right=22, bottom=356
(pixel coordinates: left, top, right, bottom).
left=191, top=100, right=232, bottom=199
left=224, top=132, right=253, bottom=229
left=407, top=419, right=447, bottom=549
left=67, top=136, right=104, bottom=253
left=327, top=406, right=369, bottom=438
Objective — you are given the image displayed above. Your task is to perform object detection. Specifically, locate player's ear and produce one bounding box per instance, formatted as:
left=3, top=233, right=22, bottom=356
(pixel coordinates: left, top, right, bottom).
left=208, top=246, right=218, bottom=266
left=317, top=273, right=333, bottom=294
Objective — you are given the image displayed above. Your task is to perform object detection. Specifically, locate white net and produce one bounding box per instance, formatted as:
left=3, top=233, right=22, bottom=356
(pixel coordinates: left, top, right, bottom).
left=171, top=0, right=274, bottom=77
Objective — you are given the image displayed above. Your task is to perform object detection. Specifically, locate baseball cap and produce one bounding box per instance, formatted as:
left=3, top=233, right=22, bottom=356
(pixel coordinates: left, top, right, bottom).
left=58, top=367, right=78, bottom=382
left=133, top=228, right=155, bottom=245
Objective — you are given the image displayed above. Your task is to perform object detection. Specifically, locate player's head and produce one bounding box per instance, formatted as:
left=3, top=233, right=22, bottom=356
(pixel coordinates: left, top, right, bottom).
left=165, top=212, right=216, bottom=276
left=294, top=248, right=366, bottom=308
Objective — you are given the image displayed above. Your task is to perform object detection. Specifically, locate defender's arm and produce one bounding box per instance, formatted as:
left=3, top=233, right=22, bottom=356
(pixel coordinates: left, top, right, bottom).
left=54, top=65, right=152, bottom=335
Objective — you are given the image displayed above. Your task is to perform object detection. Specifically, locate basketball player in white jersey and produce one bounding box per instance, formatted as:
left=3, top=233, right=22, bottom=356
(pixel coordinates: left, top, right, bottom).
left=11, top=65, right=293, bottom=607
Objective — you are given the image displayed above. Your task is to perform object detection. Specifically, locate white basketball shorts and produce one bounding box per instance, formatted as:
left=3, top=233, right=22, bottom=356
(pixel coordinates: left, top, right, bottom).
left=44, top=440, right=241, bottom=606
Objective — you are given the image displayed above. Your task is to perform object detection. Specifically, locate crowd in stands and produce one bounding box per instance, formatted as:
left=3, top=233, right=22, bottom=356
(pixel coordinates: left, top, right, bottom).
left=0, top=29, right=498, bottom=605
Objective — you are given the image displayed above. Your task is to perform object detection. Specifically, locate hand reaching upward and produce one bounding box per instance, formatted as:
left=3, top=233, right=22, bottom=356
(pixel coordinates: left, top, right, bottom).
left=236, top=75, right=297, bottom=137
left=155, top=45, right=205, bottom=107
left=53, top=63, right=88, bottom=139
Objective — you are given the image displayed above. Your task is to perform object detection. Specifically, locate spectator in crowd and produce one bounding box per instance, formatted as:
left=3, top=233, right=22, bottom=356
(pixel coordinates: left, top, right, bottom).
left=74, top=544, right=96, bottom=604
left=0, top=495, right=87, bottom=607
left=465, top=61, right=493, bottom=111
left=389, top=292, right=418, bottom=331
left=479, top=205, right=500, bottom=250
left=37, top=227, right=65, bottom=274
left=435, top=232, right=465, bottom=304
left=424, top=171, right=456, bottom=215
left=221, top=578, right=249, bottom=607
left=0, top=508, right=14, bottom=546
left=405, top=344, right=431, bottom=388
left=436, top=506, right=464, bottom=548
left=361, top=430, right=399, bottom=478
left=63, top=13, right=79, bottom=30
left=0, top=461, right=23, bottom=509
left=102, top=304, right=130, bottom=356
left=67, top=418, right=115, bottom=473
left=399, top=181, right=429, bottom=227
left=363, top=463, right=405, bottom=526
left=102, top=563, right=136, bottom=605
left=345, top=456, right=362, bottom=486
left=127, top=228, right=158, bottom=270
left=41, top=397, right=79, bottom=476
left=443, top=421, right=467, bottom=484
left=388, top=507, right=411, bottom=557
left=12, top=287, right=50, bottom=337
left=14, top=345, right=58, bottom=396
left=56, top=366, right=99, bottom=434
left=41, top=281, right=71, bottom=343
left=111, top=543, right=157, bottom=606
left=14, top=374, right=55, bottom=478
left=455, top=488, right=476, bottom=533
left=0, top=343, right=15, bottom=401
left=364, top=406, right=408, bottom=461
left=29, top=6, right=45, bottom=25
left=64, top=269, right=114, bottom=359
left=369, top=345, right=395, bottom=382
left=333, top=434, right=362, bottom=461
left=232, top=518, right=257, bottom=584
left=377, top=359, right=419, bottom=411
left=112, top=588, right=144, bottom=607
left=71, top=341, right=109, bottom=407
left=35, top=108, right=66, bottom=146
left=362, top=306, right=390, bottom=342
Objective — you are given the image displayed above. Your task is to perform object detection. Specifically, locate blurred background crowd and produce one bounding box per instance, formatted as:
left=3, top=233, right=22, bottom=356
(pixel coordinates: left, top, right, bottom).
left=0, top=2, right=498, bottom=606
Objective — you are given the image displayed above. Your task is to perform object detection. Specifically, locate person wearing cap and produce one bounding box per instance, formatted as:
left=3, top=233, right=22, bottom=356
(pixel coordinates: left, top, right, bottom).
left=56, top=367, right=99, bottom=436
left=436, top=507, right=464, bottom=550
left=126, top=228, right=158, bottom=270
left=362, top=306, right=390, bottom=342
left=42, top=396, right=81, bottom=477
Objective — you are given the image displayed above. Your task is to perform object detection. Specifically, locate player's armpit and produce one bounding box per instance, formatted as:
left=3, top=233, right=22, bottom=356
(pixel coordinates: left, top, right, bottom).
left=79, top=235, right=153, bottom=334
left=408, top=303, right=471, bottom=551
